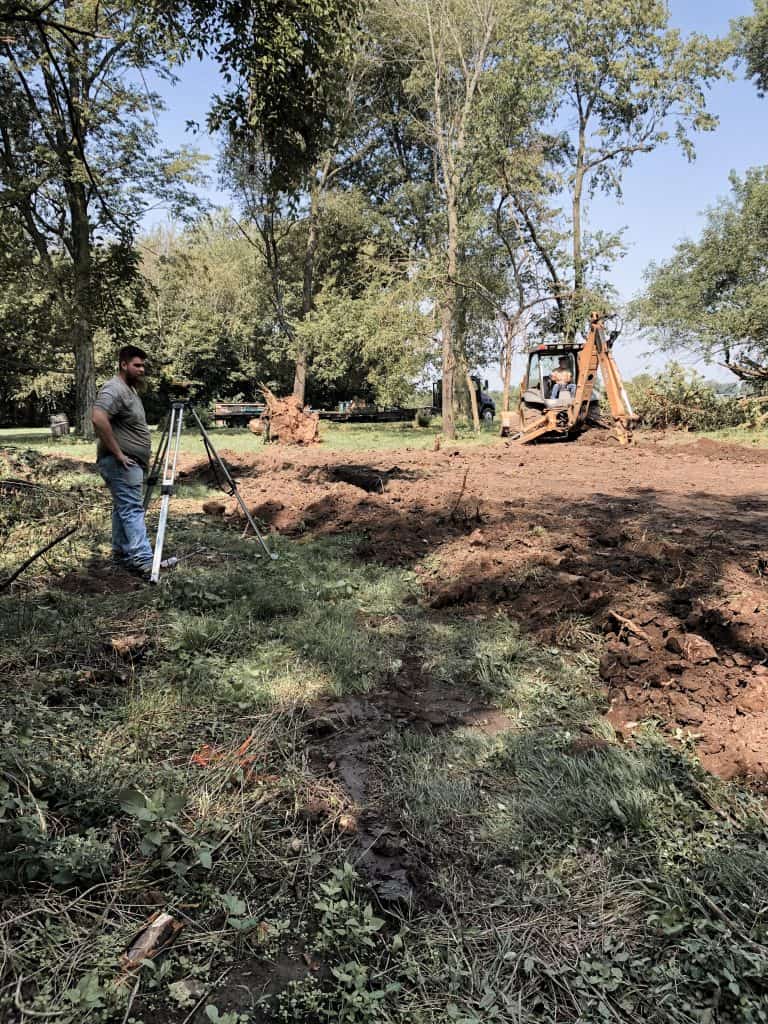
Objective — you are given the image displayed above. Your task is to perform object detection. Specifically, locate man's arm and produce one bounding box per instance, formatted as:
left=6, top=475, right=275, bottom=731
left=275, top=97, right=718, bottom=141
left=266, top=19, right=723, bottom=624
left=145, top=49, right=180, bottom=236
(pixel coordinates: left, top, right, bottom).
left=92, top=408, right=135, bottom=468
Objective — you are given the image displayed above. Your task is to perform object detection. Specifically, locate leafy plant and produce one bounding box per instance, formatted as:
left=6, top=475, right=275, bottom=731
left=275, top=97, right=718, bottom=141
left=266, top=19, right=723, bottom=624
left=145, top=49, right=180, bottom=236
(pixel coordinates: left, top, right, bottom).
left=205, top=1005, right=248, bottom=1024
left=220, top=892, right=262, bottom=933
left=627, top=364, right=755, bottom=430
left=314, top=863, right=386, bottom=953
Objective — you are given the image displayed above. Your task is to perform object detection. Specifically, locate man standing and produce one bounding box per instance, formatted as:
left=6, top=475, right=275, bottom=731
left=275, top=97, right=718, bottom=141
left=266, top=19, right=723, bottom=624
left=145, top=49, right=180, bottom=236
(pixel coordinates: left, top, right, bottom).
left=92, top=346, right=173, bottom=580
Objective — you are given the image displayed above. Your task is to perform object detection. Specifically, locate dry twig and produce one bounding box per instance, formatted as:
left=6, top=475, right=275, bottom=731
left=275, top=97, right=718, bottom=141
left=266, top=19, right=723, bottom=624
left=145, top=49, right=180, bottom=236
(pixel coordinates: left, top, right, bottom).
left=606, top=608, right=652, bottom=645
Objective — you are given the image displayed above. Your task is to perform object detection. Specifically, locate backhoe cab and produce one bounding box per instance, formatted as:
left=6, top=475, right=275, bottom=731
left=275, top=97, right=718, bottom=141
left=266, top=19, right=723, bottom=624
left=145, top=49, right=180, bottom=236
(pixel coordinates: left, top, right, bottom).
left=511, top=312, right=637, bottom=445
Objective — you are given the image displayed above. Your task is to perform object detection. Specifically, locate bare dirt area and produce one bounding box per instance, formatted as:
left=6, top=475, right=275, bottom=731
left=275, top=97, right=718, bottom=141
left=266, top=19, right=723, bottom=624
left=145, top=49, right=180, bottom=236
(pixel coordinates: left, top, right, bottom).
left=191, top=434, right=768, bottom=782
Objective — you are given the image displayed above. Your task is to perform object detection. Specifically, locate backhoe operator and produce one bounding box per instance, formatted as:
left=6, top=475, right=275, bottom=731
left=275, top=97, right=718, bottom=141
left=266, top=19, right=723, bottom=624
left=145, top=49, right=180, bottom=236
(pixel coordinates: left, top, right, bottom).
left=550, top=357, right=576, bottom=399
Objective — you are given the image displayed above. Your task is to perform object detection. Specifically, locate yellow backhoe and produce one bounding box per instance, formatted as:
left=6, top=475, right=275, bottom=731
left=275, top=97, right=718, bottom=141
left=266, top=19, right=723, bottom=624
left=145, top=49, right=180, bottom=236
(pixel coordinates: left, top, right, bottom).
left=505, top=312, right=638, bottom=445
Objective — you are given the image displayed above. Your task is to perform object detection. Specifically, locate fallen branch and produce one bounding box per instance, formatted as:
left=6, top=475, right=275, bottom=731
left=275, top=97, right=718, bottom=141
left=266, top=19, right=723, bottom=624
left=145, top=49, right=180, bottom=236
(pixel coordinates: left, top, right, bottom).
left=180, top=966, right=235, bottom=1024
left=692, top=888, right=767, bottom=956
left=0, top=525, right=78, bottom=590
left=606, top=608, right=652, bottom=645
left=14, top=975, right=66, bottom=1018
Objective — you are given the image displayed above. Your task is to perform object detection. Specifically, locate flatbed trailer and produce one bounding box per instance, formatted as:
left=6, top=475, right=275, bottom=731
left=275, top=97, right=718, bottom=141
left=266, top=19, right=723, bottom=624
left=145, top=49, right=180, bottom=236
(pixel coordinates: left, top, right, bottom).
left=213, top=402, right=265, bottom=427
left=213, top=401, right=429, bottom=428
left=316, top=406, right=420, bottom=423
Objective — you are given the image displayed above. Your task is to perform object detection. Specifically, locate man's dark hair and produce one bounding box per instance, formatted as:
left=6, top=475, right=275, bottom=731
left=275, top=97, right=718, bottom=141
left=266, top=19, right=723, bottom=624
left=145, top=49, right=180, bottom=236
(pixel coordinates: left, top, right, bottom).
left=118, top=344, right=147, bottom=366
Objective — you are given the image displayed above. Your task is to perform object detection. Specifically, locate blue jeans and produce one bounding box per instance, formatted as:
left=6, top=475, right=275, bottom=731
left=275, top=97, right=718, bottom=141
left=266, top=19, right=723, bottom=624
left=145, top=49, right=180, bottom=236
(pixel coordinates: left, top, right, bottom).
left=551, top=383, right=576, bottom=399
left=97, top=455, right=154, bottom=569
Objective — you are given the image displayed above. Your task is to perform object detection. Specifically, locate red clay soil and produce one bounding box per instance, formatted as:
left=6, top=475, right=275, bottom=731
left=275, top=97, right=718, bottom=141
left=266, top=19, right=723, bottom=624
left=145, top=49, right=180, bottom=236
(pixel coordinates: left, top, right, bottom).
left=671, top=437, right=768, bottom=465
left=189, top=434, right=768, bottom=782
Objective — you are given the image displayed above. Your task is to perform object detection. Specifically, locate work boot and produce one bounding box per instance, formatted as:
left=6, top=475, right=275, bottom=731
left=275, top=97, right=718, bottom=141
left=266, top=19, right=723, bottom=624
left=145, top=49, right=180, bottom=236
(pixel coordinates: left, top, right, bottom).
left=133, top=557, right=179, bottom=583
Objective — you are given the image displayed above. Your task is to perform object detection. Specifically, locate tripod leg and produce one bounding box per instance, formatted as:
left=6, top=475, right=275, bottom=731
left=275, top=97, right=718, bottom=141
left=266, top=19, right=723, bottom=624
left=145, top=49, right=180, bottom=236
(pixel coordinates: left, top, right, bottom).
left=150, top=403, right=185, bottom=582
left=144, top=416, right=171, bottom=511
left=190, top=406, right=278, bottom=560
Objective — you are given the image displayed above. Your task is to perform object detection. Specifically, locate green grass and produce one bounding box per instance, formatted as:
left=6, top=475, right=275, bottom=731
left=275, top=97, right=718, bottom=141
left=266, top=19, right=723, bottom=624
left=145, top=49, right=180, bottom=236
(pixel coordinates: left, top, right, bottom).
left=694, top=426, right=768, bottom=447
left=655, top=425, right=768, bottom=448
left=0, top=418, right=502, bottom=464
left=1, top=442, right=768, bottom=1023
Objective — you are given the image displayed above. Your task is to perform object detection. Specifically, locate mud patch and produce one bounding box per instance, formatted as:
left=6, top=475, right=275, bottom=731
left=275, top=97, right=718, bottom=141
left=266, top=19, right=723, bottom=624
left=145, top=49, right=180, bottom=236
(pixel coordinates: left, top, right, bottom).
left=304, top=659, right=513, bottom=902
left=175, top=449, right=257, bottom=485
left=134, top=954, right=317, bottom=1024
left=53, top=563, right=144, bottom=595
left=326, top=464, right=409, bottom=493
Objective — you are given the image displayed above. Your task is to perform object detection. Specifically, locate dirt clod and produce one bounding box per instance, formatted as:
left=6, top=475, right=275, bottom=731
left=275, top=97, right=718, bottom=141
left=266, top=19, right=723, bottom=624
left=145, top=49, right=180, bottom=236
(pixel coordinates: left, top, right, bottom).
left=110, top=633, right=149, bottom=658
left=666, top=633, right=718, bottom=664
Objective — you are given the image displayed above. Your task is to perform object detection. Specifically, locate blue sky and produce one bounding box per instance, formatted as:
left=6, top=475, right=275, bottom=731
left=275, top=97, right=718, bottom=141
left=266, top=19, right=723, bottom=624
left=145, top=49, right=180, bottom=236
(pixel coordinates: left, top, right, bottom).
left=144, top=0, right=766, bottom=383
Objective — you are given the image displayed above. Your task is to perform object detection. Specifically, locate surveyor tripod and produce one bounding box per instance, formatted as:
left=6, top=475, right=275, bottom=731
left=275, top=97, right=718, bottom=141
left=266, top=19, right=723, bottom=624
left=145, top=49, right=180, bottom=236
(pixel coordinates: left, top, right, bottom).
left=144, top=399, right=277, bottom=583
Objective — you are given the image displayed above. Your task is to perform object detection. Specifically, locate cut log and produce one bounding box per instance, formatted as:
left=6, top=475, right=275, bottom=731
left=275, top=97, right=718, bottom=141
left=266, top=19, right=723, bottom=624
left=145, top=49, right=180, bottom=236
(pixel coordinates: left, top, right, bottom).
left=259, top=386, right=320, bottom=445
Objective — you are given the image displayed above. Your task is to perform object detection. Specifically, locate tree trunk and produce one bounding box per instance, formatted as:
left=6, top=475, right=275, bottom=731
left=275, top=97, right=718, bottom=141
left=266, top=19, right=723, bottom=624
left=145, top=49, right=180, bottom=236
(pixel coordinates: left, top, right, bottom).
left=292, top=351, right=308, bottom=407
left=569, top=118, right=587, bottom=343
left=466, top=370, right=480, bottom=432
left=73, top=320, right=95, bottom=436
left=293, top=186, right=321, bottom=404
left=501, top=317, right=514, bottom=413
left=70, top=195, right=95, bottom=437
left=440, top=299, right=456, bottom=439
left=440, top=182, right=461, bottom=440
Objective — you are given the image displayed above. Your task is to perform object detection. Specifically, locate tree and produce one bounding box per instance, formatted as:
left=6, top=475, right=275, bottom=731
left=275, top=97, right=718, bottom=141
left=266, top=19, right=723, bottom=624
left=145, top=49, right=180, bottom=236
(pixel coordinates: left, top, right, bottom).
left=221, top=26, right=383, bottom=404
left=0, top=210, right=66, bottom=424
left=537, top=0, right=728, bottom=337
left=735, top=0, right=768, bottom=94
left=290, top=191, right=433, bottom=402
left=632, top=168, right=768, bottom=389
left=0, top=2, right=203, bottom=435
left=372, top=0, right=544, bottom=438
left=139, top=216, right=287, bottom=409
left=156, top=0, right=364, bottom=190
left=139, top=206, right=427, bottom=410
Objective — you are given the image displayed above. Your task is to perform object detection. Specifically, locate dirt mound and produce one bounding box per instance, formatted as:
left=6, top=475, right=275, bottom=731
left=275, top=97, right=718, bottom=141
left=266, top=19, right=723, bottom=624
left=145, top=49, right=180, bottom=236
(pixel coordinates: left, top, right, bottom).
left=175, top=449, right=256, bottom=484
left=601, top=613, right=768, bottom=780
left=54, top=564, right=144, bottom=595
left=671, top=437, right=768, bottom=464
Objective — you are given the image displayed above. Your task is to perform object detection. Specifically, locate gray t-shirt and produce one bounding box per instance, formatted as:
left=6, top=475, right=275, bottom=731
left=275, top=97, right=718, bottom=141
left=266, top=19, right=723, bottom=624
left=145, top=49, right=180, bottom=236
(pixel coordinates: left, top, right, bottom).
left=93, top=376, right=151, bottom=467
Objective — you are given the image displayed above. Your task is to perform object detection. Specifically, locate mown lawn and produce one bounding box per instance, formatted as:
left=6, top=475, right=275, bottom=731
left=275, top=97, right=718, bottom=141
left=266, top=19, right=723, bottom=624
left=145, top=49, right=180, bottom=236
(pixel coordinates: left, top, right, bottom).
left=695, top=426, right=768, bottom=447
left=1, top=439, right=767, bottom=1023
left=5, top=419, right=768, bottom=465
left=0, top=418, right=501, bottom=463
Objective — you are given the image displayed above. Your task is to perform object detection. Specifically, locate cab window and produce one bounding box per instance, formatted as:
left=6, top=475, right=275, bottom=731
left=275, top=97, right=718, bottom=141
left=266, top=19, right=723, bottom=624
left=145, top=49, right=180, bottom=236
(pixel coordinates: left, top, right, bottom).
left=541, top=353, right=576, bottom=378
left=527, top=351, right=577, bottom=395
left=527, top=353, right=542, bottom=390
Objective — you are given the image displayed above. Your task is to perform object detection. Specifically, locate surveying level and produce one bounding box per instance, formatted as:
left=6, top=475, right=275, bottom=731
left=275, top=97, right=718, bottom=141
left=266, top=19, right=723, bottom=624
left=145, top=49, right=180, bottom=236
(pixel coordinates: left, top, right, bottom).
left=144, top=399, right=277, bottom=583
